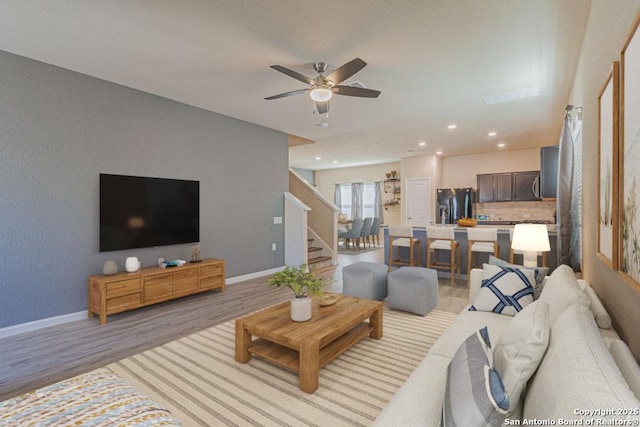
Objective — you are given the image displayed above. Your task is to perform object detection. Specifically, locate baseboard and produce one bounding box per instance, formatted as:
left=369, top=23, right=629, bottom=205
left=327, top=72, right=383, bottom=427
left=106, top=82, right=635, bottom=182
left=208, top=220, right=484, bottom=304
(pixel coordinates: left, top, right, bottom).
left=0, top=266, right=286, bottom=339
left=226, top=266, right=284, bottom=285
left=0, top=310, right=88, bottom=339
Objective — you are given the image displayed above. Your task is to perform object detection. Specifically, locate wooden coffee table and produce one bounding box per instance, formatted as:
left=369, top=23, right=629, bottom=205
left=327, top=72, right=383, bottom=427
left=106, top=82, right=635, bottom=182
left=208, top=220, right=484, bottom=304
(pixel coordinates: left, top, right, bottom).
left=235, top=293, right=383, bottom=393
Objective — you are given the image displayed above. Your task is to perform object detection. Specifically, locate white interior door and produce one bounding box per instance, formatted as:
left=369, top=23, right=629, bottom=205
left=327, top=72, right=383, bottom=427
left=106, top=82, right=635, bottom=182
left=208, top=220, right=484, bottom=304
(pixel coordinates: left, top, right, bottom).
left=406, top=177, right=431, bottom=226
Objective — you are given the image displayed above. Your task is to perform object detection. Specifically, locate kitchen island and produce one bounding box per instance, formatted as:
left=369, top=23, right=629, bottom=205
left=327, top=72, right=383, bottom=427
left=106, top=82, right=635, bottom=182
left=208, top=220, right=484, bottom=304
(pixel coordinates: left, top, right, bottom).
left=383, top=224, right=557, bottom=279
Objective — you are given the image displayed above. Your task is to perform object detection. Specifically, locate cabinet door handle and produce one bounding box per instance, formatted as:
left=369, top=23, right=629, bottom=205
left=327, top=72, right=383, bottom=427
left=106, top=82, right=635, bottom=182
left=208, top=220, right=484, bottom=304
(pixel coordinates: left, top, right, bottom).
left=532, top=177, right=540, bottom=198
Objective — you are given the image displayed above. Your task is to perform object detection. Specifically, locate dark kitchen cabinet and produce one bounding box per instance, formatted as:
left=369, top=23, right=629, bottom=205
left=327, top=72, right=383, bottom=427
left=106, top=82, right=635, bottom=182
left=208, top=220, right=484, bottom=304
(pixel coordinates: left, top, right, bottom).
left=477, top=173, right=512, bottom=202
left=513, top=171, right=541, bottom=201
left=540, top=146, right=559, bottom=199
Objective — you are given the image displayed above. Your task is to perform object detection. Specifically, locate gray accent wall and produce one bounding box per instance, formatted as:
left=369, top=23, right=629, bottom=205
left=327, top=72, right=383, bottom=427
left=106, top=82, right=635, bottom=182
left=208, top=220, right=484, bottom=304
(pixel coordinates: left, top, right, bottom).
left=0, top=50, right=287, bottom=328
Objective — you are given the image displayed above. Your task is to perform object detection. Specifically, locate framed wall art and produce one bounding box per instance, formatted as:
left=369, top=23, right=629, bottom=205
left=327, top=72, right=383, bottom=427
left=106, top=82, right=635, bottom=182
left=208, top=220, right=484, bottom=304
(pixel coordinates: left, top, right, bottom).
left=620, top=14, right=640, bottom=288
left=597, top=62, right=619, bottom=267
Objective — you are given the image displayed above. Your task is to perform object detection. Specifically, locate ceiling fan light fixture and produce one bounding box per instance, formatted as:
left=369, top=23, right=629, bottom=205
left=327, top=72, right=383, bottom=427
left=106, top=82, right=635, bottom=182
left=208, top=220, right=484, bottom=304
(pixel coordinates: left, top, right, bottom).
left=310, top=87, right=333, bottom=102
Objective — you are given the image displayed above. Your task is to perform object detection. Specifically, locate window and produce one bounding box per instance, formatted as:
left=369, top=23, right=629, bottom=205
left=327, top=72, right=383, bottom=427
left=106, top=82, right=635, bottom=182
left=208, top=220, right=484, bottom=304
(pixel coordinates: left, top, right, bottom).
left=338, top=183, right=375, bottom=219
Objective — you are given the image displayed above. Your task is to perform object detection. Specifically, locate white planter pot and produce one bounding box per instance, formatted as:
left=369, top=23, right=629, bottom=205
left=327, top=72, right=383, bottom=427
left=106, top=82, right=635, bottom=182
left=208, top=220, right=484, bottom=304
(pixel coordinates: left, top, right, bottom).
left=290, top=296, right=312, bottom=322
left=125, top=257, right=140, bottom=272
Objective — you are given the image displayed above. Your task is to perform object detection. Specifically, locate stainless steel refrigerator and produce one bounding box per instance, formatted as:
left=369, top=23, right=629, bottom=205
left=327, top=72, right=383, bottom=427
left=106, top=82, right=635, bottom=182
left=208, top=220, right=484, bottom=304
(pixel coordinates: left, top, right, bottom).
left=436, top=188, right=475, bottom=224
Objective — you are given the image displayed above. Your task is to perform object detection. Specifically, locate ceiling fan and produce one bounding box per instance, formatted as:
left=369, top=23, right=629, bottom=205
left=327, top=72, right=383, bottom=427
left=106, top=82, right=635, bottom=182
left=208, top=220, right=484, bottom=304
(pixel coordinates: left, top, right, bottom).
left=265, top=58, right=381, bottom=115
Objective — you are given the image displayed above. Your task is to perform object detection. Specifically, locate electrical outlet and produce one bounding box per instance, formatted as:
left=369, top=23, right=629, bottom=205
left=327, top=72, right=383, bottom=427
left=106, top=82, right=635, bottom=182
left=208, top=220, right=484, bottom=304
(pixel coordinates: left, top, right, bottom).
left=273, top=216, right=283, bottom=224
left=272, top=243, right=277, bottom=251
left=524, top=213, right=531, bottom=219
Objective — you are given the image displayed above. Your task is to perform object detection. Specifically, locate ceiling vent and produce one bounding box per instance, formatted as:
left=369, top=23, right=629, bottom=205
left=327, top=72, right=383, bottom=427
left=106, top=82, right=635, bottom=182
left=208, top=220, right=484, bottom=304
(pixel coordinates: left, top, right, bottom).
left=483, top=86, right=542, bottom=105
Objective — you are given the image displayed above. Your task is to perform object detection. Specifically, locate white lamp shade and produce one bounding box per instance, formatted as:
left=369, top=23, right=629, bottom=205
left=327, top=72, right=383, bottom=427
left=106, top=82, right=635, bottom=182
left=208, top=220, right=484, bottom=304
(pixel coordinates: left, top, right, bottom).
left=310, top=87, right=332, bottom=102
left=511, top=224, right=551, bottom=252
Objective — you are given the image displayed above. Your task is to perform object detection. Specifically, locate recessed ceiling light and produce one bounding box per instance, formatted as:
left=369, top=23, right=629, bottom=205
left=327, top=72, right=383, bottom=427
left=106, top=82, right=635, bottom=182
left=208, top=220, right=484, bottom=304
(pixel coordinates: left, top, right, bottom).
left=488, top=131, right=497, bottom=137
left=418, top=141, right=427, bottom=146
left=436, top=150, right=443, bottom=155
left=333, top=160, right=339, bottom=164
left=447, top=124, right=457, bottom=130
left=497, top=143, right=506, bottom=148
left=315, top=156, right=321, bottom=160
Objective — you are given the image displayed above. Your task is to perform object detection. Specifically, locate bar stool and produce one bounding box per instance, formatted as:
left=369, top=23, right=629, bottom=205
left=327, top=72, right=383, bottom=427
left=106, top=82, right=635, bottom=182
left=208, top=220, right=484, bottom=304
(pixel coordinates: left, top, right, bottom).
left=426, top=226, right=460, bottom=285
left=467, top=227, right=500, bottom=285
left=509, top=227, right=547, bottom=267
left=388, top=225, right=421, bottom=271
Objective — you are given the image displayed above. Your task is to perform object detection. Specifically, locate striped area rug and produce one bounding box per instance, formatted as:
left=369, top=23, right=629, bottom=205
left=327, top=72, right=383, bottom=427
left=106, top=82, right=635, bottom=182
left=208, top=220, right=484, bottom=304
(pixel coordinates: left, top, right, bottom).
left=106, top=305, right=457, bottom=427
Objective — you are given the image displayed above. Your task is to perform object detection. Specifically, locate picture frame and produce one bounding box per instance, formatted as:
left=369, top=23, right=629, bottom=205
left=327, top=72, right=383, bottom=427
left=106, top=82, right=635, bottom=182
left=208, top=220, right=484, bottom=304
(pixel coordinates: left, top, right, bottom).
left=620, top=13, right=640, bottom=289
left=596, top=62, right=619, bottom=267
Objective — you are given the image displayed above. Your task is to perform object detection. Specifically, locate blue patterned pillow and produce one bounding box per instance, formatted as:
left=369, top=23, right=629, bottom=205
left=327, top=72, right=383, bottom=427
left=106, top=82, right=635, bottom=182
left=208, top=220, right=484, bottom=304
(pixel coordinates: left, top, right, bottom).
left=469, top=264, right=535, bottom=316
left=488, top=255, right=548, bottom=299
left=443, top=326, right=509, bottom=426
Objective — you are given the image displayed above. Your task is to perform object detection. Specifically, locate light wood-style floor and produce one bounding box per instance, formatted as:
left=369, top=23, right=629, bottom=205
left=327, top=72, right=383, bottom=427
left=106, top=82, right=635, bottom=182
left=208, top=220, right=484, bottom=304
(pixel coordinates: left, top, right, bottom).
left=0, top=248, right=469, bottom=401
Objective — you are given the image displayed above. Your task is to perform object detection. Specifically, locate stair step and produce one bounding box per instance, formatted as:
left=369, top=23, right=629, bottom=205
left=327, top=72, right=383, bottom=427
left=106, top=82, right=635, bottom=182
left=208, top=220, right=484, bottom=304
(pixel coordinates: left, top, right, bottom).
left=308, top=255, right=331, bottom=265
left=308, top=246, right=323, bottom=253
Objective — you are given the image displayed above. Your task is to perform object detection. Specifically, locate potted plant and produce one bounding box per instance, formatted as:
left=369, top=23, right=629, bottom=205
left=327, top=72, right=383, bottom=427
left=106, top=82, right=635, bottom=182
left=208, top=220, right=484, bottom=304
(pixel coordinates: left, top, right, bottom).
left=267, top=264, right=323, bottom=321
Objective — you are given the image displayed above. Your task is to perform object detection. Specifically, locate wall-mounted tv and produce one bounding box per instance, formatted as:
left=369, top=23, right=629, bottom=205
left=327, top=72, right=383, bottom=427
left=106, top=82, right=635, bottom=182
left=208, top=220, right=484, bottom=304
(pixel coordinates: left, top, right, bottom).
left=100, top=174, right=199, bottom=252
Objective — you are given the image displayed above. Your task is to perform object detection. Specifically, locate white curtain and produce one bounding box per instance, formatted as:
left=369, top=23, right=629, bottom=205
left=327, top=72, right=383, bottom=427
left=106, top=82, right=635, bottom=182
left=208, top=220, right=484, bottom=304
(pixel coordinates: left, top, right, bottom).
left=556, top=111, right=582, bottom=271
left=351, top=182, right=364, bottom=220
left=373, top=181, right=384, bottom=223
left=334, top=183, right=341, bottom=209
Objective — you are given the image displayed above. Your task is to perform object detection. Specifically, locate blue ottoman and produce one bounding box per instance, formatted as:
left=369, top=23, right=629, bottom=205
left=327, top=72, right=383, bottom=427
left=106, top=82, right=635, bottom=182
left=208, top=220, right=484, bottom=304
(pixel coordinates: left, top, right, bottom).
left=388, top=267, right=438, bottom=315
left=342, top=262, right=388, bottom=301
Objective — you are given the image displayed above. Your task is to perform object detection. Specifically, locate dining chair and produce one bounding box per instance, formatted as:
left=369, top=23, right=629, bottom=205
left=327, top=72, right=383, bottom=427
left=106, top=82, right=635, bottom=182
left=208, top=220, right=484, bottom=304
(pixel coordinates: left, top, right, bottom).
left=359, top=217, right=373, bottom=248
left=338, top=218, right=364, bottom=250
left=369, top=217, right=382, bottom=247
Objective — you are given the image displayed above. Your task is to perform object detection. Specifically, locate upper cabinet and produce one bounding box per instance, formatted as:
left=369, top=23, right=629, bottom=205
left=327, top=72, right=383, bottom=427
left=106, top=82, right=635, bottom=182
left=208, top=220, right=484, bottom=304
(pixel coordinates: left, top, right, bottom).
left=477, top=173, right=512, bottom=202
left=477, top=171, right=541, bottom=202
left=540, top=146, right=559, bottom=199
left=513, top=171, right=541, bottom=201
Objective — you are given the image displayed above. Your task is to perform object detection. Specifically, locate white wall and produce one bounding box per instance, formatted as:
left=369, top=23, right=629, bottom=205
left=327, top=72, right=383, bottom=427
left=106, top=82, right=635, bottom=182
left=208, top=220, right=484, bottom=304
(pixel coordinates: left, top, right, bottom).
left=442, top=147, right=546, bottom=189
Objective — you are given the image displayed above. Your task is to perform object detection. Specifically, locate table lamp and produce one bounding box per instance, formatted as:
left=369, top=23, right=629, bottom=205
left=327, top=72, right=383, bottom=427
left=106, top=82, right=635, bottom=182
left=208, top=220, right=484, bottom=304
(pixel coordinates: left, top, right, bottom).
left=511, top=224, right=551, bottom=268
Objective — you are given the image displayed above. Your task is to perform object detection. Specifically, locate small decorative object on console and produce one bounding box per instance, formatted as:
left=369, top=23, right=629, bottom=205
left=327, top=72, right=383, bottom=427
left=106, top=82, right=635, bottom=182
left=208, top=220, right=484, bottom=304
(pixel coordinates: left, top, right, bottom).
left=102, top=260, right=118, bottom=276
left=190, top=244, right=202, bottom=263
left=125, top=256, right=140, bottom=272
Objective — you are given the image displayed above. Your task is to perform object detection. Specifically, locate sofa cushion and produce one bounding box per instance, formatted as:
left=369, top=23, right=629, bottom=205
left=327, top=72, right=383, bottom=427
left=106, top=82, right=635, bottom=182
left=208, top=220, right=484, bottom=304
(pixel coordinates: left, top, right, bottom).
left=610, top=339, right=640, bottom=400
left=469, top=264, right=535, bottom=316
left=443, top=327, right=509, bottom=426
left=373, top=354, right=452, bottom=426
left=523, top=304, right=640, bottom=420
left=493, top=300, right=550, bottom=418
left=429, top=307, right=511, bottom=359
left=488, top=255, right=548, bottom=299
left=537, top=264, right=588, bottom=324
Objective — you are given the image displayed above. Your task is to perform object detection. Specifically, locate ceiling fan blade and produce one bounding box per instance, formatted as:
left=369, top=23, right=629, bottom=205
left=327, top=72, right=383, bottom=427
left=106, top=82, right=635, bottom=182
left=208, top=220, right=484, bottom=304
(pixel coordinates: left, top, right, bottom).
left=270, top=65, right=314, bottom=85
left=315, top=101, right=329, bottom=115
left=333, top=85, right=381, bottom=98
left=265, top=88, right=309, bottom=100
left=325, top=58, right=367, bottom=84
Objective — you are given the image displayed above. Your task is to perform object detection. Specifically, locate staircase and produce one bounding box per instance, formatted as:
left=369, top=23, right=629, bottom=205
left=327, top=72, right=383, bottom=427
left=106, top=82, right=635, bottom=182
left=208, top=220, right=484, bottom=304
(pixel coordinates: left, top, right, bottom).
left=308, top=238, right=332, bottom=269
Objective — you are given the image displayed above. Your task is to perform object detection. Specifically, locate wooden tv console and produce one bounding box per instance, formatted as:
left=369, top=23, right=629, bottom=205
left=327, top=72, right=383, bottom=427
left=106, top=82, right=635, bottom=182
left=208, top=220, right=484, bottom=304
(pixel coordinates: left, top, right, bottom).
left=88, top=258, right=225, bottom=324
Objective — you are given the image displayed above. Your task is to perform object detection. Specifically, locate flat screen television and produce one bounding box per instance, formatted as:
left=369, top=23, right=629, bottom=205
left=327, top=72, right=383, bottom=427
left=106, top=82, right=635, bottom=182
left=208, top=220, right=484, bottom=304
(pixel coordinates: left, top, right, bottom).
left=100, top=174, right=199, bottom=252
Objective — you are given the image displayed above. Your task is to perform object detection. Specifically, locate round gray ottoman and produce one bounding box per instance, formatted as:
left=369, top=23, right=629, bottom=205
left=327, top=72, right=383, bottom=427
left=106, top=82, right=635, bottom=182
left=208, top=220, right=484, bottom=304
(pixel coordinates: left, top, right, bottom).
left=388, top=267, right=438, bottom=315
left=342, top=262, right=388, bottom=301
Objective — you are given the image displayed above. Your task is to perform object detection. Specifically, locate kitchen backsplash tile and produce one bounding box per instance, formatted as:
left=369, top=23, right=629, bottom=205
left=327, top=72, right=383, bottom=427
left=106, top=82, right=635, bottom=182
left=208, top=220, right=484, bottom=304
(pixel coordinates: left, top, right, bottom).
left=476, top=200, right=556, bottom=223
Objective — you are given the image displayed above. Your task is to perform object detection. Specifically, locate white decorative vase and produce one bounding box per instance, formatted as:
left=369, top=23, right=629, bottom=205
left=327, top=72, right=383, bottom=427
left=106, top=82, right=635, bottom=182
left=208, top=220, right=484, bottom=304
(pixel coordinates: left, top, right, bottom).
left=125, top=257, right=140, bottom=273
left=102, top=260, right=118, bottom=276
left=290, top=296, right=312, bottom=322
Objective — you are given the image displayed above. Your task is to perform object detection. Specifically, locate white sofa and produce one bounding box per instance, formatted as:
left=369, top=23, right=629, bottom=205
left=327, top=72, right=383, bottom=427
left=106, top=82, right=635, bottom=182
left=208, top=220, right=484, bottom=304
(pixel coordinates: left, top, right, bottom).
left=374, top=264, right=640, bottom=426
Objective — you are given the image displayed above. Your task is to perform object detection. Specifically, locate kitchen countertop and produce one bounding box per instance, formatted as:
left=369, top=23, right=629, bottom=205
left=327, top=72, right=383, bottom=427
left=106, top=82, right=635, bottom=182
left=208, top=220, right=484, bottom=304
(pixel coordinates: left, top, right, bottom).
left=382, top=223, right=558, bottom=234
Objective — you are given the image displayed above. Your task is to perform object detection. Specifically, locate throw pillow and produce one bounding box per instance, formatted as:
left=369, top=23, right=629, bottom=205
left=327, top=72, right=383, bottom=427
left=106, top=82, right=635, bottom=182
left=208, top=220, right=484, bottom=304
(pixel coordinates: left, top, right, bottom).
left=488, top=255, right=549, bottom=299
left=537, top=264, right=588, bottom=324
left=583, top=286, right=612, bottom=329
left=469, top=264, right=535, bottom=316
left=443, top=327, right=509, bottom=427
left=493, top=300, right=550, bottom=418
